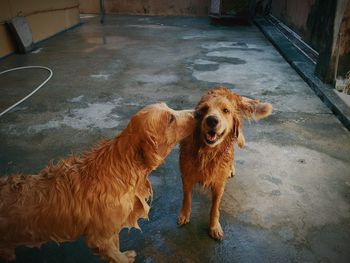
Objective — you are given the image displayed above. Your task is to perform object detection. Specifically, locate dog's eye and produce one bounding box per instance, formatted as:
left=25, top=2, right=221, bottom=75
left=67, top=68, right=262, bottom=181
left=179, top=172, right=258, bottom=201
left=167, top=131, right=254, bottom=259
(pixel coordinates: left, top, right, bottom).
left=169, top=114, right=175, bottom=124
left=223, top=108, right=230, bottom=113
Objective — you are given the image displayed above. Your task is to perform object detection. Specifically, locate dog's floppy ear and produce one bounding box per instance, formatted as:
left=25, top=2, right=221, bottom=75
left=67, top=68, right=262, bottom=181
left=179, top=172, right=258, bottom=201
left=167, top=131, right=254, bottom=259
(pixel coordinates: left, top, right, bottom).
left=139, top=133, right=163, bottom=170
left=231, top=116, right=245, bottom=148
left=239, top=97, right=273, bottom=121
left=234, top=97, right=272, bottom=148
left=237, top=127, right=245, bottom=148
left=234, top=97, right=272, bottom=149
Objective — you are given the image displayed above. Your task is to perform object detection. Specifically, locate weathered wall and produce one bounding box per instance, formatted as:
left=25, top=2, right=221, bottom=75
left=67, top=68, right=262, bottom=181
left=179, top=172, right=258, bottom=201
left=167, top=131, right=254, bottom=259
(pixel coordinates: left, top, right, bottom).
left=270, top=0, right=328, bottom=51
left=270, top=0, right=350, bottom=81
left=0, top=0, right=80, bottom=58
left=333, top=0, right=350, bottom=78
left=310, top=0, right=349, bottom=81
left=79, top=0, right=100, bottom=13
left=270, top=0, right=315, bottom=41
left=79, top=0, right=210, bottom=16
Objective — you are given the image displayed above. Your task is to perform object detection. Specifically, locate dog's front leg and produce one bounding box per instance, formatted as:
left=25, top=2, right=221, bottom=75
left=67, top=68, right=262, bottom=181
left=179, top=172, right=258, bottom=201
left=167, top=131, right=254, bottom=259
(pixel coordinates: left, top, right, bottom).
left=177, top=179, right=193, bottom=225
left=230, top=154, right=236, bottom=178
left=230, top=164, right=235, bottom=178
left=209, top=184, right=225, bottom=240
left=86, top=234, right=136, bottom=263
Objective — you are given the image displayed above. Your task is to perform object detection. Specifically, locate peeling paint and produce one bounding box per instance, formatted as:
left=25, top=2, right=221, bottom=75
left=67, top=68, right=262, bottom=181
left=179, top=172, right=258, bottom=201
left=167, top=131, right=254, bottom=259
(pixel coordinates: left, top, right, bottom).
left=67, top=95, right=85, bottom=103
left=201, top=41, right=262, bottom=50
left=31, top=48, right=43, bottom=54
left=28, top=100, right=121, bottom=132
left=193, top=59, right=218, bottom=65
left=90, top=74, right=110, bottom=80
left=135, top=74, right=178, bottom=84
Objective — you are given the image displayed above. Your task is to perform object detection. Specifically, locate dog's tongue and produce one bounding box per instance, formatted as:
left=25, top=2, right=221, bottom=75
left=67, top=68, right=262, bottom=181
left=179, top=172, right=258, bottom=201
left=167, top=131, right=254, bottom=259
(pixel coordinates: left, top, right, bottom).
left=207, top=132, right=217, bottom=142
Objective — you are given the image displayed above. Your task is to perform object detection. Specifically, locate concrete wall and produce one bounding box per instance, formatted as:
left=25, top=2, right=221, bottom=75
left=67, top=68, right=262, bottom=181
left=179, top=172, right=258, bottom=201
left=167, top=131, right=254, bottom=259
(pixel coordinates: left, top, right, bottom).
left=0, top=0, right=80, bottom=58
left=79, top=0, right=210, bottom=16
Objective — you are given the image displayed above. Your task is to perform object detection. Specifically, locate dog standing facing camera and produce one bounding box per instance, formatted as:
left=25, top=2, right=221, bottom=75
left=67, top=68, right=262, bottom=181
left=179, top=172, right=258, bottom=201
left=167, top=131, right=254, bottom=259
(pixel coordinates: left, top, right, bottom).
left=0, top=103, right=194, bottom=263
left=177, top=87, right=272, bottom=240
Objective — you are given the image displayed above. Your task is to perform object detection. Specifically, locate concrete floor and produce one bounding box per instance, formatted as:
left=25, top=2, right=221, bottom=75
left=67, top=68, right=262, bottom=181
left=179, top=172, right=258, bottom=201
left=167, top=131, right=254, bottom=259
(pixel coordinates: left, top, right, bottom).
left=0, top=15, right=350, bottom=263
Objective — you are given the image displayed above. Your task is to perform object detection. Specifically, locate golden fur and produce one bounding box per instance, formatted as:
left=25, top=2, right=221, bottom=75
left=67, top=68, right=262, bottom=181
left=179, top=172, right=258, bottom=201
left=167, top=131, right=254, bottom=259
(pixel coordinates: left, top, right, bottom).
left=0, top=103, right=194, bottom=263
left=178, top=87, right=272, bottom=240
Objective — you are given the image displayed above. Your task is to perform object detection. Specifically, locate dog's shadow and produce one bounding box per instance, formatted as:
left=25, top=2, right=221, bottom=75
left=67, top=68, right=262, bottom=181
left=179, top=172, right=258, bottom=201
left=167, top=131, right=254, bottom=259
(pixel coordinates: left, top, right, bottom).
left=2, top=238, right=102, bottom=263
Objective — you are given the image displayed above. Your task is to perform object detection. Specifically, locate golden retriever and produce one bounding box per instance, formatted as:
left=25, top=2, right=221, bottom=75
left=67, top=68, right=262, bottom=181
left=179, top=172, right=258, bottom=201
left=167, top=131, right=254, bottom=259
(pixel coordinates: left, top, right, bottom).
left=177, top=87, right=272, bottom=240
left=0, top=103, right=194, bottom=263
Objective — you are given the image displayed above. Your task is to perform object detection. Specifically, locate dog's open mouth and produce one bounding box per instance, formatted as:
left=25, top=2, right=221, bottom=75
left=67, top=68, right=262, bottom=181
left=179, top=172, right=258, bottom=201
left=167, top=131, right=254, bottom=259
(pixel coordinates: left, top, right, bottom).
left=205, top=130, right=225, bottom=145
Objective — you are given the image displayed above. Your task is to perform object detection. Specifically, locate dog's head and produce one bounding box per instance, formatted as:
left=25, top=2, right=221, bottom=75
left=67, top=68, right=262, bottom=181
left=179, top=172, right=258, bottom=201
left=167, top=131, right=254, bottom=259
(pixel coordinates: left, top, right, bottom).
left=195, top=86, right=272, bottom=148
left=129, top=103, right=195, bottom=169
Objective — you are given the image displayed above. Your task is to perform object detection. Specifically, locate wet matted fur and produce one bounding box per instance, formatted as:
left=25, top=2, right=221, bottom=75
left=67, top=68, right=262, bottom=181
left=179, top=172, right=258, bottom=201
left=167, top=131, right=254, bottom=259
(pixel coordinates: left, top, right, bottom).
left=178, top=86, right=272, bottom=240
left=0, top=103, right=194, bottom=263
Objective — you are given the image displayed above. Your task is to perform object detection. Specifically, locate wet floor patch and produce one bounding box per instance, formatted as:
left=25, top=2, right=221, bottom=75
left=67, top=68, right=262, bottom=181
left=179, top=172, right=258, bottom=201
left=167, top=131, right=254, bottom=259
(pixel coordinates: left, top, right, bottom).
left=222, top=141, right=350, bottom=238
left=1, top=15, right=350, bottom=263
left=2, top=96, right=141, bottom=135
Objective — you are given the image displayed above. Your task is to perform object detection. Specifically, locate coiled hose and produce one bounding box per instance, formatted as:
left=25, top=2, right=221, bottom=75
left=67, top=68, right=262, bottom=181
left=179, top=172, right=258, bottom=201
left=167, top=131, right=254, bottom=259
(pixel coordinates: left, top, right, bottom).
left=0, top=66, right=53, bottom=117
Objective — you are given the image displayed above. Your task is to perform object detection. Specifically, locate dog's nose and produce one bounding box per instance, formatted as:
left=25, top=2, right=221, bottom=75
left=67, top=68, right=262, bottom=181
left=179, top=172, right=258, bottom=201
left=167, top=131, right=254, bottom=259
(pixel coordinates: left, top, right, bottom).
left=206, top=115, right=219, bottom=127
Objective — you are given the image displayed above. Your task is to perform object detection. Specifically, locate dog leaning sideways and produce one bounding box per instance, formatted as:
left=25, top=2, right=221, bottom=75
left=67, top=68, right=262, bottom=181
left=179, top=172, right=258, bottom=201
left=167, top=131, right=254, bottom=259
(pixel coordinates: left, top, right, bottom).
left=0, top=86, right=272, bottom=263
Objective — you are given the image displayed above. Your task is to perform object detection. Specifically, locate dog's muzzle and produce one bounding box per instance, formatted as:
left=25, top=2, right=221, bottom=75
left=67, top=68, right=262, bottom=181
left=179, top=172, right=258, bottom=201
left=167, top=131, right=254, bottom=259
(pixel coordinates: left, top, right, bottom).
left=205, top=129, right=225, bottom=145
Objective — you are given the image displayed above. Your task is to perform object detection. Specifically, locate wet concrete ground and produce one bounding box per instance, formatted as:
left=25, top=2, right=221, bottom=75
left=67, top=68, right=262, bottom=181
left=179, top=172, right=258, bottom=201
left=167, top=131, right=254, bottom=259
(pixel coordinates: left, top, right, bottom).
left=1, top=16, right=350, bottom=263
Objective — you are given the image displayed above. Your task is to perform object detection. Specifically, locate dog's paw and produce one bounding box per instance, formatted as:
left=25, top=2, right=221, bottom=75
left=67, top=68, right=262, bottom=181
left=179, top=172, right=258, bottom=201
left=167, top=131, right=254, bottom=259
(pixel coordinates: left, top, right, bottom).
left=123, top=250, right=136, bottom=263
left=209, top=224, right=224, bottom=240
left=177, top=213, right=190, bottom=226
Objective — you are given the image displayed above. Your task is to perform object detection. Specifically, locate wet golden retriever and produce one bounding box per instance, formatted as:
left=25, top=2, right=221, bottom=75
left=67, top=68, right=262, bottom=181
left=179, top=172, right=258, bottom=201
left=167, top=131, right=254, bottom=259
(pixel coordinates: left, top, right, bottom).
left=178, top=87, right=272, bottom=240
left=0, top=103, right=194, bottom=263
